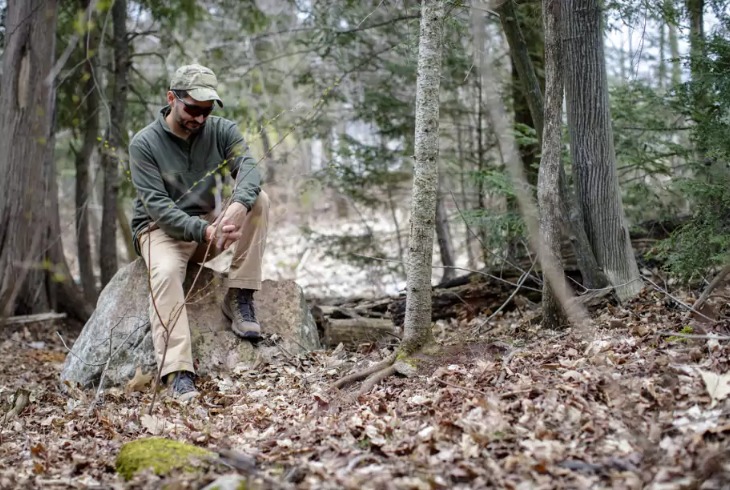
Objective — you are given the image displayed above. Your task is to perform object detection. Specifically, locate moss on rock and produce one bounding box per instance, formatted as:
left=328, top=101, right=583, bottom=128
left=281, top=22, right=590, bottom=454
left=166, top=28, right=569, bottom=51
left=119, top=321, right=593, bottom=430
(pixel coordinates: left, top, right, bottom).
left=116, top=437, right=213, bottom=480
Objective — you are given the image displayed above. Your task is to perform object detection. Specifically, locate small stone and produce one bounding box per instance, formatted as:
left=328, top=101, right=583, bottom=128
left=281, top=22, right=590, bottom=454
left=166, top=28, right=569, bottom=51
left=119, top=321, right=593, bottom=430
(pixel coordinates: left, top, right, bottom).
left=201, top=474, right=247, bottom=490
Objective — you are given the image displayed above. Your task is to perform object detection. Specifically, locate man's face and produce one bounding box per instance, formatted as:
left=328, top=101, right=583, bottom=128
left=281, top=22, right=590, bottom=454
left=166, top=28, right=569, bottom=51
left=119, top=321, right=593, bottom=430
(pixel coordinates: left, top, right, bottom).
left=168, top=92, right=214, bottom=134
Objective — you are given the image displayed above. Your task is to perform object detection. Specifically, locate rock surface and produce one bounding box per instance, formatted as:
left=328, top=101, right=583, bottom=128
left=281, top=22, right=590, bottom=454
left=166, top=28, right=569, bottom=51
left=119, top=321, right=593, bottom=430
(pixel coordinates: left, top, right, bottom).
left=60, top=258, right=320, bottom=389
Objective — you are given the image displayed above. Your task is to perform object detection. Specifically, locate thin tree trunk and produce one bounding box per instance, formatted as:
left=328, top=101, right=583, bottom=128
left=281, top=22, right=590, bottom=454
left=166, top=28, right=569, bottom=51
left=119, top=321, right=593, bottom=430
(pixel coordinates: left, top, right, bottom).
left=453, top=113, right=477, bottom=269
left=100, top=0, right=129, bottom=288
left=75, top=8, right=99, bottom=303
left=48, top=145, right=94, bottom=323
left=401, top=0, right=445, bottom=354
left=0, top=0, right=58, bottom=316
left=686, top=0, right=704, bottom=82
left=658, top=12, right=666, bottom=89
left=563, top=0, right=643, bottom=301
left=496, top=0, right=544, bottom=143
left=538, top=0, right=568, bottom=329
left=435, top=187, right=456, bottom=284
left=668, top=10, right=681, bottom=86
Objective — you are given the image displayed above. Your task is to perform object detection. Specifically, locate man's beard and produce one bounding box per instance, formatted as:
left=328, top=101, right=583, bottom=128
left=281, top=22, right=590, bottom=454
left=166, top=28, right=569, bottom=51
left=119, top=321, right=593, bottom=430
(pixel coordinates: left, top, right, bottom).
left=175, top=110, right=205, bottom=134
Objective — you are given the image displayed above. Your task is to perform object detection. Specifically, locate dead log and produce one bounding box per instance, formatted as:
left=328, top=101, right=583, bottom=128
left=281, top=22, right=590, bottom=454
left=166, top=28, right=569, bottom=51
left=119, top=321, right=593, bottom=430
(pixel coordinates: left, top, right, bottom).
left=323, top=318, right=398, bottom=348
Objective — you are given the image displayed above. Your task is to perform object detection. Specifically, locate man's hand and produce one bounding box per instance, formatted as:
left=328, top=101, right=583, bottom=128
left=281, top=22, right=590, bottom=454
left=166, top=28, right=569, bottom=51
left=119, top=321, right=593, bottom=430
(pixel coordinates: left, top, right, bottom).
left=209, top=201, right=247, bottom=250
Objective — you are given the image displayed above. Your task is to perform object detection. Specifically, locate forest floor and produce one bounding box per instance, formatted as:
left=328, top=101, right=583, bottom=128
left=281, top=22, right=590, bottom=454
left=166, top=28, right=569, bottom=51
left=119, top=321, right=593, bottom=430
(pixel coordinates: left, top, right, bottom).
left=1, top=285, right=730, bottom=489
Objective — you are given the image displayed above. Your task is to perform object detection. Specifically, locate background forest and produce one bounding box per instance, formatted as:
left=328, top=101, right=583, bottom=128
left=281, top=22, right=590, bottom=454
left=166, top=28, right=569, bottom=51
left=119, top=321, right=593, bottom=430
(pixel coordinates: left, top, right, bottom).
left=0, top=0, right=728, bottom=321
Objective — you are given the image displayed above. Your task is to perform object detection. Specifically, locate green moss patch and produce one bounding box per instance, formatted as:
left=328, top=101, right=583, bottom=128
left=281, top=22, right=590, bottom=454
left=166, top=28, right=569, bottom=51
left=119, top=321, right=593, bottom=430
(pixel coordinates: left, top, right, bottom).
left=116, top=437, right=213, bottom=480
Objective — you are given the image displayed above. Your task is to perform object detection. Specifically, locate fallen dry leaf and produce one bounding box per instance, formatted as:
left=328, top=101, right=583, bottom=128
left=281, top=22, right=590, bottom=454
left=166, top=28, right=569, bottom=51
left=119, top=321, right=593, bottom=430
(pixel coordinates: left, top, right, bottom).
left=698, top=369, right=730, bottom=408
left=125, top=366, right=153, bottom=393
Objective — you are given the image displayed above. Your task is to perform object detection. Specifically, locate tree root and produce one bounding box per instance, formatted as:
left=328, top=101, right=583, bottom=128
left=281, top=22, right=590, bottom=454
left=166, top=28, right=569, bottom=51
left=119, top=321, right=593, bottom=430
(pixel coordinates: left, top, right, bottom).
left=332, top=352, right=397, bottom=390
left=358, top=365, right=397, bottom=396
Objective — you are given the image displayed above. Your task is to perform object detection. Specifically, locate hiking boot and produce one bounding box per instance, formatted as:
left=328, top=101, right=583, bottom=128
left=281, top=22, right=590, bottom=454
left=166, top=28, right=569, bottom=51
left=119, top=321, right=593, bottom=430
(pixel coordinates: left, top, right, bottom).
left=167, top=371, right=199, bottom=402
left=222, top=288, right=262, bottom=340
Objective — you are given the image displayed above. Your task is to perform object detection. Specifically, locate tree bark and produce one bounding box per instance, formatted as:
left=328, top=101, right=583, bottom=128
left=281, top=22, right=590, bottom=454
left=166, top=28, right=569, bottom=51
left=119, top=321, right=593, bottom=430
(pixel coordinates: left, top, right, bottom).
left=668, top=6, right=681, bottom=86
left=100, top=0, right=130, bottom=287
left=497, top=0, right=605, bottom=291
left=496, top=0, right=544, bottom=142
left=0, top=0, right=59, bottom=316
left=686, top=0, right=704, bottom=82
left=401, top=0, right=445, bottom=354
left=435, top=187, right=456, bottom=284
left=75, top=5, right=99, bottom=303
left=538, top=0, right=568, bottom=329
left=563, top=0, right=643, bottom=301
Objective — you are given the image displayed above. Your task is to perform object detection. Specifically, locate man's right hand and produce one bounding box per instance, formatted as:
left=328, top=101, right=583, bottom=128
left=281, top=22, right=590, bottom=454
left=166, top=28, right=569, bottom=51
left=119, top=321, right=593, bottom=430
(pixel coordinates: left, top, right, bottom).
left=205, top=223, right=239, bottom=248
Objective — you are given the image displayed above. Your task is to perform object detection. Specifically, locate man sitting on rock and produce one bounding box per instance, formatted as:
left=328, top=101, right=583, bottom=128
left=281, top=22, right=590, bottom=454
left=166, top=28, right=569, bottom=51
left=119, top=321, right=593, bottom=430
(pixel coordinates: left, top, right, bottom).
left=128, top=64, right=269, bottom=401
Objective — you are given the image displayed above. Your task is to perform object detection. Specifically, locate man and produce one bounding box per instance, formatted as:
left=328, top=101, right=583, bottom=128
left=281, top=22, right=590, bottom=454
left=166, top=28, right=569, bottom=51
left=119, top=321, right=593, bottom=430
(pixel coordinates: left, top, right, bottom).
left=128, top=64, right=269, bottom=401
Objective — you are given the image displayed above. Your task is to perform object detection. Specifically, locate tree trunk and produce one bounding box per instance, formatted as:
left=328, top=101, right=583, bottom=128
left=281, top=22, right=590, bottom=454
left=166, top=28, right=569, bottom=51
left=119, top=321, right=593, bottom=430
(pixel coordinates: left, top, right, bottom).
left=47, top=146, right=94, bottom=323
left=0, top=0, right=58, bottom=316
left=686, top=0, right=704, bottom=82
left=538, top=0, right=568, bottom=329
left=100, top=0, right=129, bottom=288
left=496, top=0, right=544, bottom=144
left=75, top=7, right=99, bottom=303
left=435, top=187, right=456, bottom=284
left=401, top=0, right=445, bottom=354
left=668, top=7, right=681, bottom=86
left=563, top=0, right=642, bottom=301
left=498, top=0, right=605, bottom=291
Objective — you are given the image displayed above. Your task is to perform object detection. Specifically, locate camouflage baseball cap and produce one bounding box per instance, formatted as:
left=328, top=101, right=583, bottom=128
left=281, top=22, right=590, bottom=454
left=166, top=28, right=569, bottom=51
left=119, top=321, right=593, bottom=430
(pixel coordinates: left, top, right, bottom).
left=170, top=64, right=223, bottom=107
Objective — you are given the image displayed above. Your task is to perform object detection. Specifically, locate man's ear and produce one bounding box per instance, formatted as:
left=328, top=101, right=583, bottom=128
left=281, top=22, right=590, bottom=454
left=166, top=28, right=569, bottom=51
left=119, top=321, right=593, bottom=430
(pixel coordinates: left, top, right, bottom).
left=166, top=91, right=175, bottom=105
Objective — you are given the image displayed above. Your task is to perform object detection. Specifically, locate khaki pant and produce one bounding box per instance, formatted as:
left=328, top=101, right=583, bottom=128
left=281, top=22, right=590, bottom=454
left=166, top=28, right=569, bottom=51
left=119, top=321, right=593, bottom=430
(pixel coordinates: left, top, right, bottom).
left=138, top=191, right=269, bottom=377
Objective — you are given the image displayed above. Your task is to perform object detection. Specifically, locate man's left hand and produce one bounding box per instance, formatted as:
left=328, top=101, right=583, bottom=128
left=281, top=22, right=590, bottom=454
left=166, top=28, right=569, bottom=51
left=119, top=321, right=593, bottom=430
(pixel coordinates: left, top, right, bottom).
left=214, top=201, right=247, bottom=250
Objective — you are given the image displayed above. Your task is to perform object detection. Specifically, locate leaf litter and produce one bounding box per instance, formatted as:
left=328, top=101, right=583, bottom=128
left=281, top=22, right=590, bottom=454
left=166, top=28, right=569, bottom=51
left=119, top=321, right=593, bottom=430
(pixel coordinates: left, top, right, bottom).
left=1, top=286, right=729, bottom=489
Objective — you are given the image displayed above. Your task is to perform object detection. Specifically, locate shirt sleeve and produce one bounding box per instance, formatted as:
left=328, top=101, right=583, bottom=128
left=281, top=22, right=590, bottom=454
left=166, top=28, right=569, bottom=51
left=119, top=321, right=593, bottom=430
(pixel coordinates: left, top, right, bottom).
left=222, top=121, right=261, bottom=210
left=129, top=139, right=209, bottom=243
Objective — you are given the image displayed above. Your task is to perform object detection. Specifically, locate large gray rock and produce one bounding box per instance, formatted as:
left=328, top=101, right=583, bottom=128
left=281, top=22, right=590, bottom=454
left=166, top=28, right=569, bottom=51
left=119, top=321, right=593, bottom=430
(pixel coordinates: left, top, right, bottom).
left=61, top=258, right=320, bottom=389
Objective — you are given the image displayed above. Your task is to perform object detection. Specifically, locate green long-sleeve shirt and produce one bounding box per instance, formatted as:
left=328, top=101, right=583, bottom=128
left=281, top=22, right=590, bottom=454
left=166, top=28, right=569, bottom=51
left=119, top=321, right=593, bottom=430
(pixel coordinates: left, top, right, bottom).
left=129, top=107, right=261, bottom=254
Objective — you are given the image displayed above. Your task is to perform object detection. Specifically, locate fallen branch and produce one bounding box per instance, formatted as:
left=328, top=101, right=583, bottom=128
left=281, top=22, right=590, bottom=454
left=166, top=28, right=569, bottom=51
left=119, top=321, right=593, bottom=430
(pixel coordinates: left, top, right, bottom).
left=693, top=264, right=730, bottom=311
left=4, top=312, right=66, bottom=326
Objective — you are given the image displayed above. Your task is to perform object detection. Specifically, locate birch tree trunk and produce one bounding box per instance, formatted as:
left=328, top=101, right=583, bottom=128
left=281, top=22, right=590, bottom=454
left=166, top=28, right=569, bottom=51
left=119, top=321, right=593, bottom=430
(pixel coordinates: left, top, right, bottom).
left=401, top=0, right=445, bottom=354
left=538, top=0, right=568, bottom=328
left=0, top=0, right=58, bottom=316
left=563, top=0, right=642, bottom=301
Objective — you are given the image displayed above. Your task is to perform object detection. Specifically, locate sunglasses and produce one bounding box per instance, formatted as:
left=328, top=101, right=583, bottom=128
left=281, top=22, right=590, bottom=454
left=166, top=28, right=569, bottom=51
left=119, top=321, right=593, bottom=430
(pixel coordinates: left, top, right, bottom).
left=174, top=92, right=214, bottom=118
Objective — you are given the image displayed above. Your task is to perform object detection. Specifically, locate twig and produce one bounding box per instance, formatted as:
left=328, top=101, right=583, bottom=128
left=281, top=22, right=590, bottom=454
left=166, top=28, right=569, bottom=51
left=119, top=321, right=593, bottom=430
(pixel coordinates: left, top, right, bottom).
left=436, top=377, right=488, bottom=397
left=644, top=277, right=716, bottom=323
left=657, top=332, right=730, bottom=341
left=351, top=254, right=542, bottom=293
left=497, top=348, right=522, bottom=384
left=476, top=263, right=535, bottom=333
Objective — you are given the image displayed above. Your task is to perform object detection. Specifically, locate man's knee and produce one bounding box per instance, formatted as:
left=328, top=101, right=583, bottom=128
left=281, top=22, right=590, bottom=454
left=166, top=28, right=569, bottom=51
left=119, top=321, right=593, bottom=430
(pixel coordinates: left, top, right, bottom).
left=149, top=261, right=185, bottom=285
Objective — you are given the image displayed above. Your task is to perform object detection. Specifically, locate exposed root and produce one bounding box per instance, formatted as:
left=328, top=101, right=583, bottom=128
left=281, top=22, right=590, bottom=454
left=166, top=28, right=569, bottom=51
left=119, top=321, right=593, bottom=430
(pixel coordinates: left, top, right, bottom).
left=332, top=353, right=397, bottom=390
left=358, top=365, right=397, bottom=396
